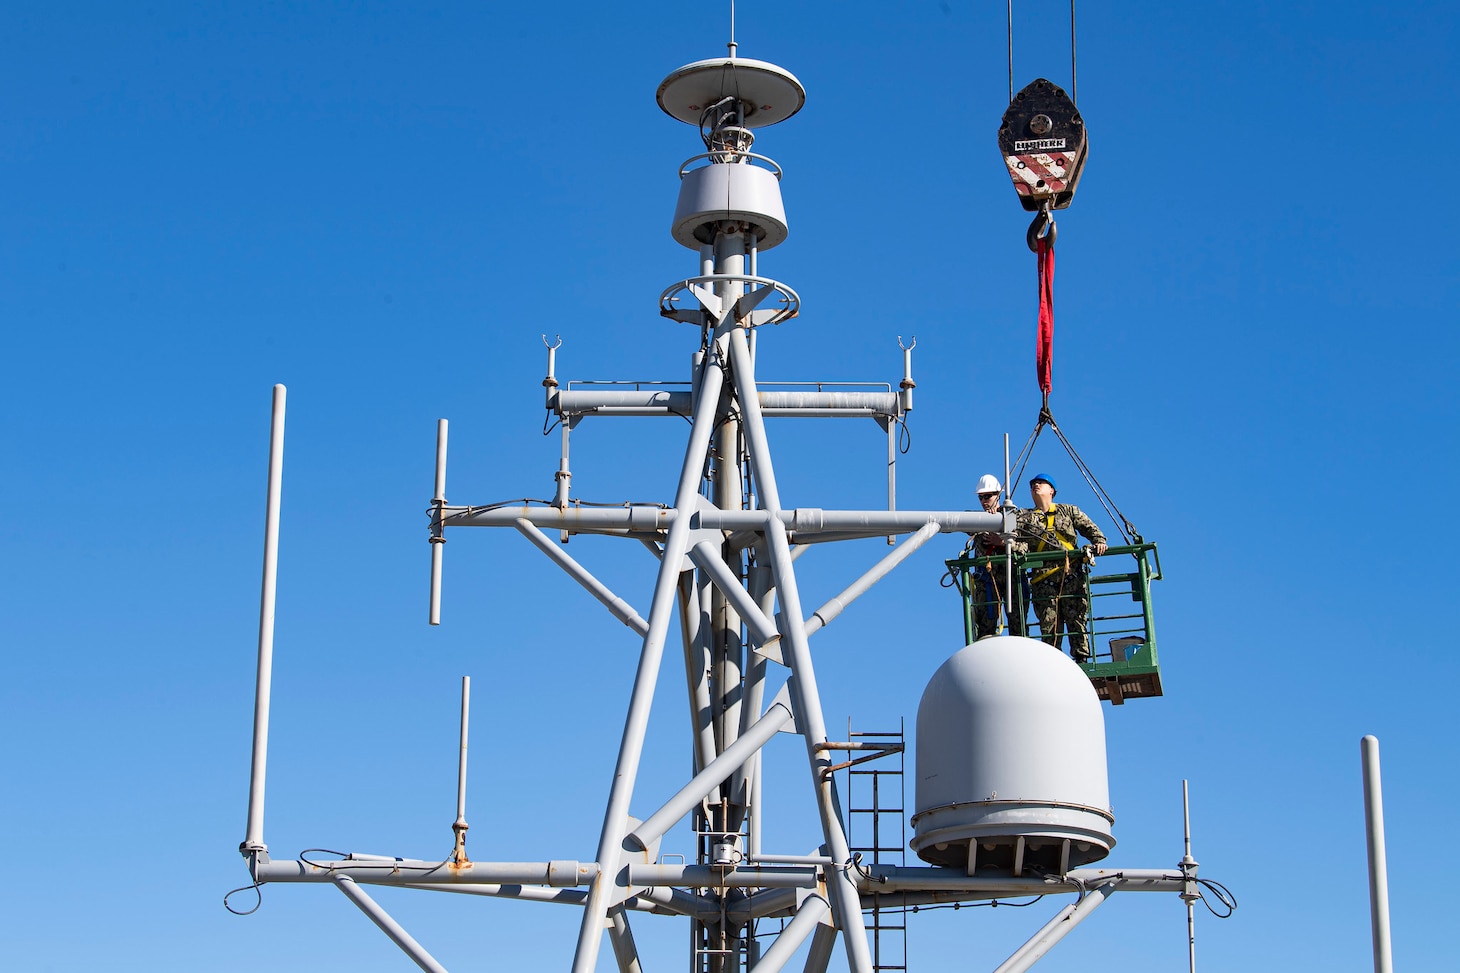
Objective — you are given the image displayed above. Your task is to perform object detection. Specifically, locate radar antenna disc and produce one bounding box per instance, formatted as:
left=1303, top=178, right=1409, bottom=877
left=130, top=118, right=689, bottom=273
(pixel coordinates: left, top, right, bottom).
left=657, top=57, right=805, bottom=128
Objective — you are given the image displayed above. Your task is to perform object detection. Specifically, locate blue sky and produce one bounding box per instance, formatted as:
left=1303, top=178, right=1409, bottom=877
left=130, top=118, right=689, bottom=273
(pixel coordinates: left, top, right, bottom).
left=3, top=1, right=1457, bottom=970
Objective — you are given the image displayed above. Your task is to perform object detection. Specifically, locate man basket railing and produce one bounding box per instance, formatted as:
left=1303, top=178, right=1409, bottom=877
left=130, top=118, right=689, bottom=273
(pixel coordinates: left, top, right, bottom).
left=944, top=542, right=1164, bottom=705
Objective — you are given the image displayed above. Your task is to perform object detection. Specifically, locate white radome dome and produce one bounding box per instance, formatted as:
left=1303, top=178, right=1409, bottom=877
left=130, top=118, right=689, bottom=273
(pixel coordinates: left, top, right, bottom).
left=911, top=635, right=1115, bottom=873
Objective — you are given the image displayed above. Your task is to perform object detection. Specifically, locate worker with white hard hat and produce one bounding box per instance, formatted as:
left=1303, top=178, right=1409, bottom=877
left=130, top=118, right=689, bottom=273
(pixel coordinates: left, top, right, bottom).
left=966, top=474, right=1025, bottom=639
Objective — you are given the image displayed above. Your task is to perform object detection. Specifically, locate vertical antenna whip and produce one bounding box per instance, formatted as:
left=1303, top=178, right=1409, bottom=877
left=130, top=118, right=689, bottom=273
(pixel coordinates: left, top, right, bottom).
left=243, top=384, right=286, bottom=856
left=452, top=676, right=472, bottom=863
left=1007, top=0, right=1014, bottom=102
left=1180, top=779, right=1199, bottom=973
left=728, top=0, right=737, bottom=57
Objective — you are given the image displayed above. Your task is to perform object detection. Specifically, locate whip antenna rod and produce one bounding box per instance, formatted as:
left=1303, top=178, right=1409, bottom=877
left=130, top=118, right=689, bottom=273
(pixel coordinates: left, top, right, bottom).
left=429, top=419, right=448, bottom=626
left=452, top=676, right=472, bottom=862
left=243, top=384, right=286, bottom=855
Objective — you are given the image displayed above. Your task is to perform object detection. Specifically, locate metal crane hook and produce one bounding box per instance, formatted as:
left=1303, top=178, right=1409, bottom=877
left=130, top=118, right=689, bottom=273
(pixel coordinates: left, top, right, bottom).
left=1026, top=204, right=1057, bottom=252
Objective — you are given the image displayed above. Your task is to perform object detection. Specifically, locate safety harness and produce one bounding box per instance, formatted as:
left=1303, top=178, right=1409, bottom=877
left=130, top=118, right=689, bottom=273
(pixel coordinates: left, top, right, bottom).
left=1028, top=505, right=1076, bottom=583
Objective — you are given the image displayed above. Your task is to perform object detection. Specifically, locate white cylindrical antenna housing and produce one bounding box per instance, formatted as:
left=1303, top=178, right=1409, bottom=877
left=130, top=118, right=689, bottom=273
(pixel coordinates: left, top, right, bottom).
left=912, top=636, right=1115, bottom=873
left=672, top=163, right=788, bottom=251
left=659, top=57, right=804, bottom=252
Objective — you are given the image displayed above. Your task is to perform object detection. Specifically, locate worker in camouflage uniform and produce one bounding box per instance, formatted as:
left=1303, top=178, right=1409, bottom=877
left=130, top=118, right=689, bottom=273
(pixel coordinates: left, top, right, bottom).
left=968, top=474, right=1025, bottom=638
left=1017, top=473, right=1107, bottom=662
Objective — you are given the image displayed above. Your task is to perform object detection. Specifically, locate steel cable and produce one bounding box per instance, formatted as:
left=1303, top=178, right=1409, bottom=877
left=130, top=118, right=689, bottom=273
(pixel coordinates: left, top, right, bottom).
left=1196, top=877, right=1238, bottom=918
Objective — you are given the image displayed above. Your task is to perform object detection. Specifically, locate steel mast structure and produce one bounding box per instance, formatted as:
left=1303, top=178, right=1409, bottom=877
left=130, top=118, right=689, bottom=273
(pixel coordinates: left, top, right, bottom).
left=235, top=44, right=1227, bottom=973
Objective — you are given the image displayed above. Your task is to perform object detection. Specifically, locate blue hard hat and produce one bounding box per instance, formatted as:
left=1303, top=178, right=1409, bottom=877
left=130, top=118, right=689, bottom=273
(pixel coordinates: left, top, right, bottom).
left=1030, top=473, right=1057, bottom=493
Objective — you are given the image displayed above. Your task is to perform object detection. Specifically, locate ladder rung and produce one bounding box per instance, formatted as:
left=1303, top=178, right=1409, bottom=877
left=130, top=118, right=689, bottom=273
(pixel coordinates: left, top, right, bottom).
left=847, top=723, right=907, bottom=950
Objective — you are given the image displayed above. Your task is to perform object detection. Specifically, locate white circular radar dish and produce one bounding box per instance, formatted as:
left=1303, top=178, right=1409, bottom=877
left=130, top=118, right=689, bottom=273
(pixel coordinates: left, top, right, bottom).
left=657, top=57, right=806, bottom=128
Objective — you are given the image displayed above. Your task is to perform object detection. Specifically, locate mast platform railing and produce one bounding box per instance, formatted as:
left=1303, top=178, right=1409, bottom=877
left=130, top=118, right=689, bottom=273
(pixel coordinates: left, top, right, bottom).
left=944, top=542, right=1164, bottom=704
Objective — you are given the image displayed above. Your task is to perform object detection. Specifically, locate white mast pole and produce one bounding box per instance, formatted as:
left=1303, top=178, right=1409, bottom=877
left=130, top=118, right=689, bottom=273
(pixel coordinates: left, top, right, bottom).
left=242, top=383, right=286, bottom=856
left=1004, top=431, right=1014, bottom=631
left=1362, top=735, right=1394, bottom=973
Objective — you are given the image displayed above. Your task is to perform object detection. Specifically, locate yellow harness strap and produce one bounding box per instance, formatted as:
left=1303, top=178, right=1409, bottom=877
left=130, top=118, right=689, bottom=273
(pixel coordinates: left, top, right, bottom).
left=1032, top=505, right=1075, bottom=583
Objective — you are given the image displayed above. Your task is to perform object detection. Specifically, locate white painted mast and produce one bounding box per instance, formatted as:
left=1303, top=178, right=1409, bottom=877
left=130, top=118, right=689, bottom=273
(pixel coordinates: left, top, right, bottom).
left=232, top=24, right=1235, bottom=973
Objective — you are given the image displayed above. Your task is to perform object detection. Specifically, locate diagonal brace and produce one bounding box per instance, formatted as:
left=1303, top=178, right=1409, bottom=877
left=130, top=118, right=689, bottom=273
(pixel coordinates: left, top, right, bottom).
left=515, top=518, right=649, bottom=636
left=803, top=520, right=941, bottom=635
left=626, top=684, right=793, bottom=852
left=992, top=882, right=1118, bottom=973
left=688, top=540, right=781, bottom=648
left=332, top=874, right=450, bottom=973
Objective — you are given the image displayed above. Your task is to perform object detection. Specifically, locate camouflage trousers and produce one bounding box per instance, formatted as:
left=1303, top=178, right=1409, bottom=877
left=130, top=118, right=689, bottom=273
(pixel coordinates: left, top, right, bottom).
left=1030, top=571, right=1091, bottom=661
left=972, top=568, right=1025, bottom=640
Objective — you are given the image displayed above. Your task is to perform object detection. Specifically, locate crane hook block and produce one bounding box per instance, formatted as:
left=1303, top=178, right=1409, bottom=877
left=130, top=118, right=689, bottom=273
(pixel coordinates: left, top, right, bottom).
left=997, top=78, right=1089, bottom=213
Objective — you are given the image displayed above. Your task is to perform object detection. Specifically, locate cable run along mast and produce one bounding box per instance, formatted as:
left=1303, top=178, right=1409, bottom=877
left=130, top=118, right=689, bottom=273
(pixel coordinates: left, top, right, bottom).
left=232, top=35, right=1233, bottom=973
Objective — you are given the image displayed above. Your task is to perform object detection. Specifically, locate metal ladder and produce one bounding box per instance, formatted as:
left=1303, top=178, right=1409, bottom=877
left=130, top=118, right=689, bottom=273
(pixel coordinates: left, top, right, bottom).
left=844, top=722, right=907, bottom=973
left=692, top=801, right=753, bottom=973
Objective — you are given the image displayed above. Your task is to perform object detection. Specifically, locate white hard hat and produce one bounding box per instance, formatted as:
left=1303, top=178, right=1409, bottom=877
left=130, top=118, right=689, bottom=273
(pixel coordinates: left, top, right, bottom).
left=974, top=474, right=1002, bottom=495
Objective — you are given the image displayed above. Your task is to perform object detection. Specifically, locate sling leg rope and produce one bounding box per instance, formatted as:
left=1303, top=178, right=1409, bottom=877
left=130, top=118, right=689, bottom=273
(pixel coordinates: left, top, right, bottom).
left=1009, top=211, right=1142, bottom=546
left=1009, top=407, right=1140, bottom=545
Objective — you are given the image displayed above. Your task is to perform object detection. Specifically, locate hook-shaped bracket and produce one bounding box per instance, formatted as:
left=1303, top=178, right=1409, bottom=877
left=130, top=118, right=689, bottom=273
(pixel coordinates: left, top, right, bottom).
left=898, top=336, right=917, bottom=408
left=1027, top=204, right=1057, bottom=252
left=542, top=335, right=563, bottom=392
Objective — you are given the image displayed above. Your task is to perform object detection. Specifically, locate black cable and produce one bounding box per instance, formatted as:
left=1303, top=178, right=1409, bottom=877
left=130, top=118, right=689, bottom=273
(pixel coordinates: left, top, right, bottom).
left=897, top=415, right=912, bottom=454
left=1197, top=878, right=1238, bottom=918
left=298, top=849, right=449, bottom=873
left=223, top=881, right=262, bottom=916
left=908, top=894, right=1045, bottom=914
left=570, top=499, right=670, bottom=509
left=299, top=848, right=351, bottom=866
left=699, top=99, right=728, bottom=151
left=449, top=498, right=665, bottom=516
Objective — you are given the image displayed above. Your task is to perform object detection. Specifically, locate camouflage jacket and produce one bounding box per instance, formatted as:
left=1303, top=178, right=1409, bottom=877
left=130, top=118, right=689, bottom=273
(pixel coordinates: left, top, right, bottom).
left=968, top=513, right=1027, bottom=560
left=1016, top=504, right=1106, bottom=578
